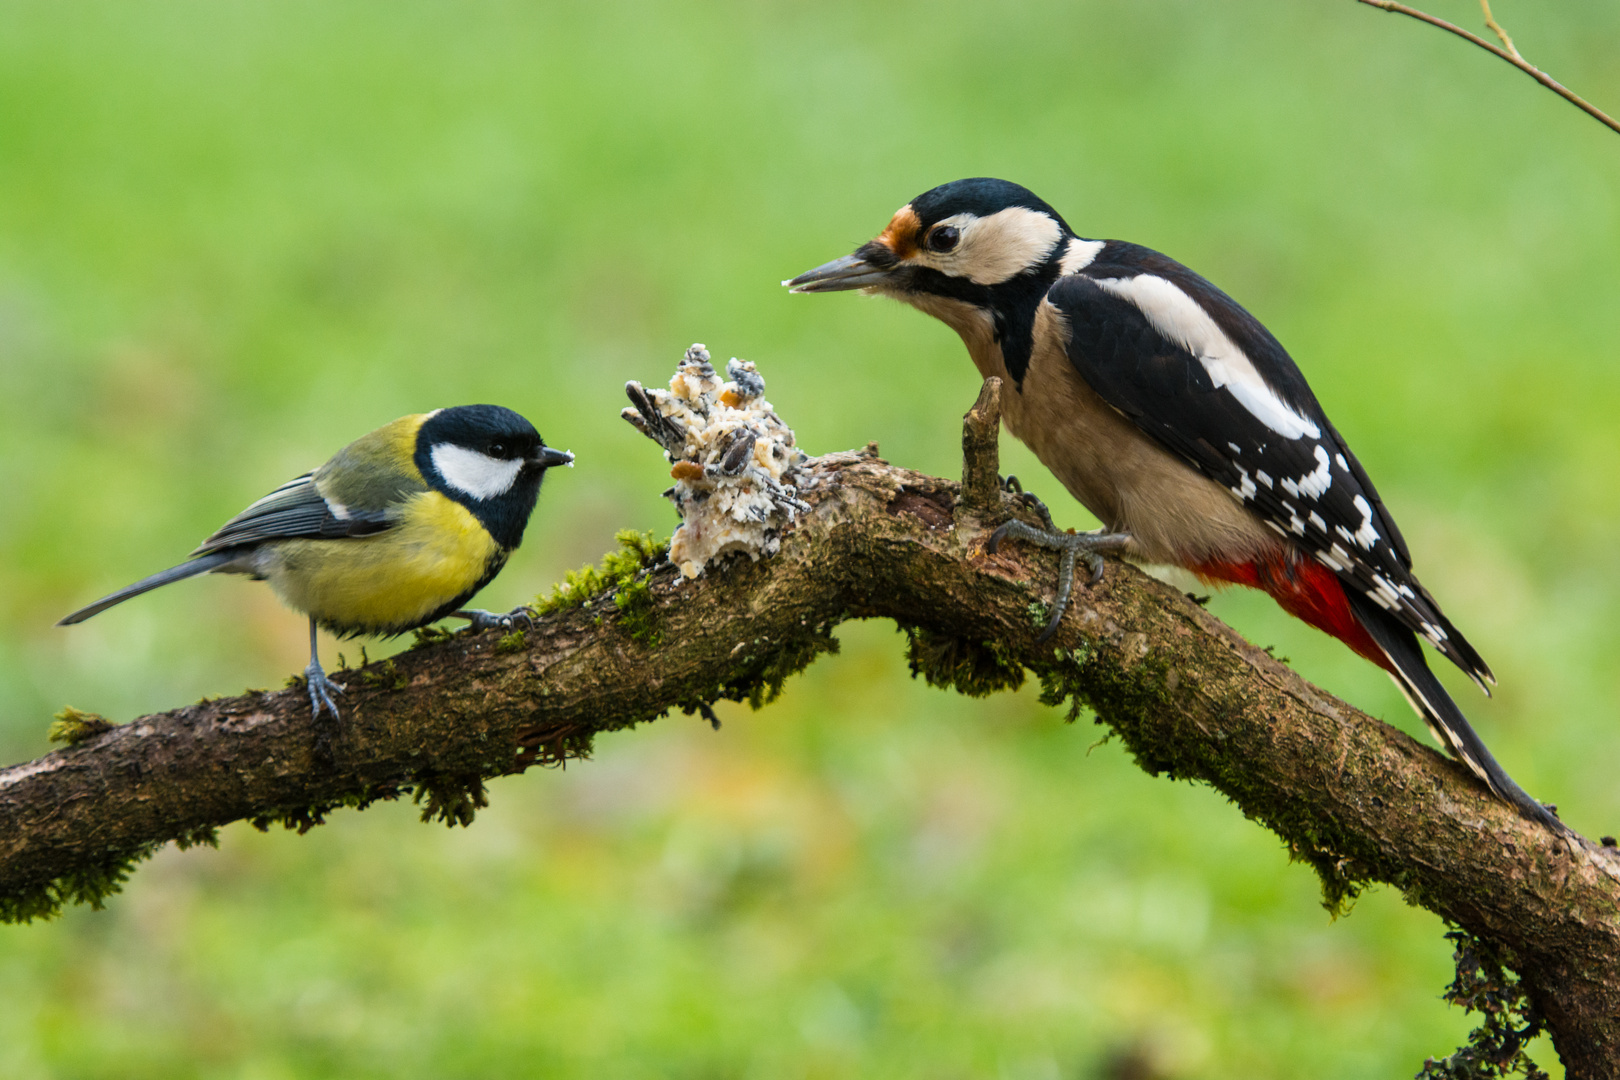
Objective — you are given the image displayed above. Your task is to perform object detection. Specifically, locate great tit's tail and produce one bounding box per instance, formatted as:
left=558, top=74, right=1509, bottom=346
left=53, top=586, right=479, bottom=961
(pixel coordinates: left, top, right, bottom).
left=1345, top=589, right=1564, bottom=834
left=56, top=552, right=237, bottom=626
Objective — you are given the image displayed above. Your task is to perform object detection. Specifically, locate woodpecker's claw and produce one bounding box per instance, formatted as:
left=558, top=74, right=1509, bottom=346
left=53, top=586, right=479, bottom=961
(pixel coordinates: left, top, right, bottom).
left=454, top=607, right=536, bottom=633
left=988, top=521, right=1131, bottom=642
left=1000, top=475, right=1057, bottom=532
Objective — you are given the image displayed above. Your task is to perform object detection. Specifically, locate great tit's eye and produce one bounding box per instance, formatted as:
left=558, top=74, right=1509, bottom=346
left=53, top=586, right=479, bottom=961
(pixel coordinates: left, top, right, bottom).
left=927, top=225, right=960, bottom=254
left=488, top=440, right=510, bottom=458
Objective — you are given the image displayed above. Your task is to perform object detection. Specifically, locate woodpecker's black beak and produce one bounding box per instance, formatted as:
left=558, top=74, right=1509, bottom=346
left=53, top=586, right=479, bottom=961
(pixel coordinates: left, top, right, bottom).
left=783, top=252, right=896, bottom=293
left=533, top=446, right=575, bottom=469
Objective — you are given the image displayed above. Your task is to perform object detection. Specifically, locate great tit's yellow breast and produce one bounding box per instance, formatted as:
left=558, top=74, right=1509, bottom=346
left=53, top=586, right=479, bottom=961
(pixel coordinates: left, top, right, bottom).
left=261, top=490, right=506, bottom=635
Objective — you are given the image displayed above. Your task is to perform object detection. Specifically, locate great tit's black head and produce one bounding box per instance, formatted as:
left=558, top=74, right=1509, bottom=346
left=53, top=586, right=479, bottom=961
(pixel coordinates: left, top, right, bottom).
left=415, top=404, right=573, bottom=548
left=784, top=178, right=1075, bottom=303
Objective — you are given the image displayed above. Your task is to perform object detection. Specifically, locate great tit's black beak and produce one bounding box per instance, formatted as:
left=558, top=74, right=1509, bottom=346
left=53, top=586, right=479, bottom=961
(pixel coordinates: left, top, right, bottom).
left=782, top=251, right=896, bottom=294
left=534, top=446, right=575, bottom=469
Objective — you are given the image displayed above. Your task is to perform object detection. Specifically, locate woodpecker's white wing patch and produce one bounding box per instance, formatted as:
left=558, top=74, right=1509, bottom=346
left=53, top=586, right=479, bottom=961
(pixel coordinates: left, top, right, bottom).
left=917, top=207, right=1063, bottom=286
left=1058, top=237, right=1105, bottom=275
left=431, top=444, right=524, bottom=501
left=1093, top=274, right=1321, bottom=441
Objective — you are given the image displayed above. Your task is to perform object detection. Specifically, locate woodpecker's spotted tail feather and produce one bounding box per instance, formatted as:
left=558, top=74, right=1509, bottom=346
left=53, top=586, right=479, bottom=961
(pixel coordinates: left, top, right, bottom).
left=1195, top=551, right=1559, bottom=831
left=1342, top=589, right=1563, bottom=833
left=56, top=552, right=236, bottom=626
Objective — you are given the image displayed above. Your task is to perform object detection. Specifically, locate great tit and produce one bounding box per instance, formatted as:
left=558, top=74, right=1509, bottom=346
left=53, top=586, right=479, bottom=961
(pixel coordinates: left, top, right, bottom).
left=59, top=405, right=573, bottom=721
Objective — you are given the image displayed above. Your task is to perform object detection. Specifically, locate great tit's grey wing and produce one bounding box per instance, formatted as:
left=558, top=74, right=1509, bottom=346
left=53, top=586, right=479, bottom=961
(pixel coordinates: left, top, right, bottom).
left=310, top=420, right=434, bottom=515
left=1047, top=244, right=1490, bottom=686
left=191, top=418, right=432, bottom=556
left=190, top=473, right=396, bottom=556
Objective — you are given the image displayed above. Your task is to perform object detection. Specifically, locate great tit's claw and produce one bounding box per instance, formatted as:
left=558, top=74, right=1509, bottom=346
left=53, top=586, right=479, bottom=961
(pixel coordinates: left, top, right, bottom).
left=454, top=607, right=536, bottom=633
left=987, top=520, right=1131, bottom=641
left=306, top=661, right=345, bottom=721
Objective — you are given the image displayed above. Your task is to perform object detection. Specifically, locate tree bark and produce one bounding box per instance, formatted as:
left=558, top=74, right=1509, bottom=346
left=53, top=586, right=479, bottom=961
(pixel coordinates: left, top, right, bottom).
left=3, top=379, right=1618, bottom=1073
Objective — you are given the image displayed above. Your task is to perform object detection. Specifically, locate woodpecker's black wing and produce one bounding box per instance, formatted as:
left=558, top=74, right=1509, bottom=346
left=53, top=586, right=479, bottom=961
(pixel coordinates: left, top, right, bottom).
left=1048, top=241, right=1492, bottom=689
left=191, top=473, right=395, bottom=556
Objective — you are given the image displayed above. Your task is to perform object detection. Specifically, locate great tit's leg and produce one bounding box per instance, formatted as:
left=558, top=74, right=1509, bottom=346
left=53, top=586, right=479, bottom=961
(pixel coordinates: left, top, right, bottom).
left=453, top=607, right=536, bottom=633
left=987, top=521, right=1132, bottom=643
left=303, top=617, right=345, bottom=765
left=1000, top=475, right=1057, bottom=533
left=305, top=616, right=345, bottom=720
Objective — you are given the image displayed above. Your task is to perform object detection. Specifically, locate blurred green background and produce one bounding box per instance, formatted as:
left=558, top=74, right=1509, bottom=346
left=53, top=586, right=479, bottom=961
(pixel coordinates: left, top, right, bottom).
left=1, top=0, right=1617, bottom=1075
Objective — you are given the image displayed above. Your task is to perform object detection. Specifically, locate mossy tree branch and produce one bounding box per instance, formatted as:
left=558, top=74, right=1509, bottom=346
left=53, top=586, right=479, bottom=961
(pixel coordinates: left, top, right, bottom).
left=4, top=383, right=1619, bottom=1073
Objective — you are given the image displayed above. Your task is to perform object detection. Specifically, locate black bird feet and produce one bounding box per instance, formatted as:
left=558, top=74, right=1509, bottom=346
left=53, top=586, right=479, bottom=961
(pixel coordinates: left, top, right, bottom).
left=454, top=607, right=536, bottom=633
left=1000, top=475, right=1057, bottom=532
left=987, top=520, right=1131, bottom=643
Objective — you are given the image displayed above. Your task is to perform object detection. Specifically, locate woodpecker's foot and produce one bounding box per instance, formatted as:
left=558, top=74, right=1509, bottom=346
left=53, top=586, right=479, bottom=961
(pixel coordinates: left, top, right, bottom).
left=305, top=660, right=345, bottom=721
left=999, top=475, right=1056, bottom=532
left=988, top=521, right=1131, bottom=642
left=454, top=607, right=536, bottom=633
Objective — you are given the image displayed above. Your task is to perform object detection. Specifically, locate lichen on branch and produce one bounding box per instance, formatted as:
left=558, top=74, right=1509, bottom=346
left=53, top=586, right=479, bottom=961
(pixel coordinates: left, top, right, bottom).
left=622, top=343, right=809, bottom=579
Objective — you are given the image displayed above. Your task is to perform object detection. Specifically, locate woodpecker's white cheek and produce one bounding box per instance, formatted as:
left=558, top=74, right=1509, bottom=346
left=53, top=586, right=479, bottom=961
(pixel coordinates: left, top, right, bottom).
left=1094, top=274, right=1321, bottom=441
left=915, top=207, right=1063, bottom=285
left=432, top=443, right=523, bottom=500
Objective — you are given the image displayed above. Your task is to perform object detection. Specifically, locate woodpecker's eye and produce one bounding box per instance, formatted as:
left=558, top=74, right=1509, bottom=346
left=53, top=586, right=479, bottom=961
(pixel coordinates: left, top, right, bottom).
left=927, top=226, right=960, bottom=253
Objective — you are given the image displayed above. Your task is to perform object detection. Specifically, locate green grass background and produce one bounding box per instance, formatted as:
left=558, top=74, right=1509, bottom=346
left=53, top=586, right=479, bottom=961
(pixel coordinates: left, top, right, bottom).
left=1, top=1, right=1617, bottom=1075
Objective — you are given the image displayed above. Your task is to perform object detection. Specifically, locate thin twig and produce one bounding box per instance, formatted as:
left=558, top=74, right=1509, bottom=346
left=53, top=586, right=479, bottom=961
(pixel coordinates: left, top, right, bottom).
left=1477, top=0, right=1521, bottom=61
left=1357, top=0, right=1620, bottom=138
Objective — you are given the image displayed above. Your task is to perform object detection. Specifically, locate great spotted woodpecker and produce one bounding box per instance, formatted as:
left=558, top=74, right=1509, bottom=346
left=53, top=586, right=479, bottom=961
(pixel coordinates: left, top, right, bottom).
left=786, top=177, right=1558, bottom=831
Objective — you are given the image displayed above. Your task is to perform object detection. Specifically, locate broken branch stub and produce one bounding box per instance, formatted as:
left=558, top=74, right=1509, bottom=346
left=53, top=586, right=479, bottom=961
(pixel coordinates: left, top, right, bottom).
left=959, top=376, right=1003, bottom=516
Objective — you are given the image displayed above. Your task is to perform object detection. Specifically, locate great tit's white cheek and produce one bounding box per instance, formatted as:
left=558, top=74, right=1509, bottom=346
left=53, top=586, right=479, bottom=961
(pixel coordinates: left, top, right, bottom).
left=431, top=443, right=524, bottom=500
